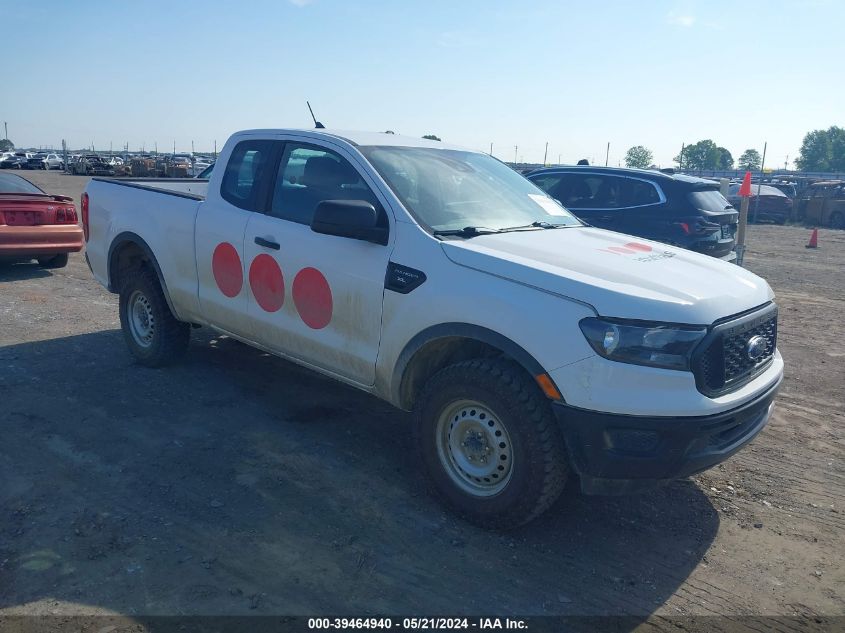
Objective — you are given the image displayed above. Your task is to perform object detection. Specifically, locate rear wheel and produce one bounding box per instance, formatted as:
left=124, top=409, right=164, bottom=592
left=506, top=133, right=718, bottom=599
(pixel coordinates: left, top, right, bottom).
left=830, top=212, right=845, bottom=230
left=415, top=358, right=568, bottom=529
left=37, top=253, right=68, bottom=269
left=118, top=266, right=189, bottom=366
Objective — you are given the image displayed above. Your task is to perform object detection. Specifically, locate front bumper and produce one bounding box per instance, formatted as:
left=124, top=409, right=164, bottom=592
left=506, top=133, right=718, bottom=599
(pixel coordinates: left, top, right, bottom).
left=552, top=374, right=781, bottom=494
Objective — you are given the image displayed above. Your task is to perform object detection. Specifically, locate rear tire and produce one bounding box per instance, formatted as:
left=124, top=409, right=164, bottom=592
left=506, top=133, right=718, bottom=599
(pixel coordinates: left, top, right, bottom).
left=415, top=358, right=568, bottom=529
left=118, top=266, right=189, bottom=367
left=37, top=253, right=68, bottom=269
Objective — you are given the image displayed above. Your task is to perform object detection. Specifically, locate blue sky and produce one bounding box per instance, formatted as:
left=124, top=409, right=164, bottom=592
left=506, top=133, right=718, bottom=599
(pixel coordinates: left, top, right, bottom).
left=4, top=0, right=843, bottom=166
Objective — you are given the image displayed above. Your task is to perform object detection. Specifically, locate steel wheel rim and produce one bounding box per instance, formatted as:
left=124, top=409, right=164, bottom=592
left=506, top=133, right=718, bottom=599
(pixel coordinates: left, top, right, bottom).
left=128, top=290, right=155, bottom=348
left=435, top=399, right=513, bottom=497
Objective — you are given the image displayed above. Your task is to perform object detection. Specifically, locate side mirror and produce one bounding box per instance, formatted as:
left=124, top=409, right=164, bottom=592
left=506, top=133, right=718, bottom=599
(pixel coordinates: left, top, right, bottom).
left=311, top=200, right=388, bottom=245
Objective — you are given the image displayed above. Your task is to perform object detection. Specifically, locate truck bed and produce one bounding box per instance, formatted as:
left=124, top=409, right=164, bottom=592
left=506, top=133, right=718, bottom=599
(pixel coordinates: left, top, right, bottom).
left=90, top=177, right=209, bottom=199
left=85, top=177, right=208, bottom=324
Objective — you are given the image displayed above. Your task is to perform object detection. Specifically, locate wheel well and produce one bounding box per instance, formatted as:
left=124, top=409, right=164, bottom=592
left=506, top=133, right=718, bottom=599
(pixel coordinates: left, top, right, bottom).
left=109, top=241, right=150, bottom=291
left=399, top=336, right=532, bottom=410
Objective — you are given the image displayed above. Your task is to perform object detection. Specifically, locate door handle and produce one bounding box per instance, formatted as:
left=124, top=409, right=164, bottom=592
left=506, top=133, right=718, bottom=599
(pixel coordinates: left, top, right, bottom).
left=254, top=236, right=280, bottom=250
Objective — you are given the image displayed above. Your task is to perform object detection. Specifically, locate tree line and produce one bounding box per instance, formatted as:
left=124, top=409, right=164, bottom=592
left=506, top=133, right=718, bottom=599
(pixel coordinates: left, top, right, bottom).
left=624, top=126, right=845, bottom=172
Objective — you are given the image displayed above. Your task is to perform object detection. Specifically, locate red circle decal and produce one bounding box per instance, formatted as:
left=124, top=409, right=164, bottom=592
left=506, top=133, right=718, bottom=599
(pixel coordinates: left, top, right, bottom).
left=212, top=242, right=243, bottom=298
left=625, top=242, right=652, bottom=252
left=249, top=254, right=285, bottom=313
left=292, top=267, right=333, bottom=329
left=607, top=246, right=636, bottom=254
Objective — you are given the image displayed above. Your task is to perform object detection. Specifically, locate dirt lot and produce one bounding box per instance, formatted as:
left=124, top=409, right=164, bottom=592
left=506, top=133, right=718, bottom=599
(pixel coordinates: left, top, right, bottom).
left=1, top=171, right=843, bottom=628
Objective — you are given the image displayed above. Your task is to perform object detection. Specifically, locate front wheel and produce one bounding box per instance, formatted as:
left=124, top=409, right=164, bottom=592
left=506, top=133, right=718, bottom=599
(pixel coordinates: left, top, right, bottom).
left=415, top=358, right=569, bottom=529
left=118, top=266, right=189, bottom=367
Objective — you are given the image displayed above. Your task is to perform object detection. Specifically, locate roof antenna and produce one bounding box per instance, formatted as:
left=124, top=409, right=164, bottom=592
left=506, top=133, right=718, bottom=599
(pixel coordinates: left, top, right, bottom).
left=307, top=101, right=325, bottom=129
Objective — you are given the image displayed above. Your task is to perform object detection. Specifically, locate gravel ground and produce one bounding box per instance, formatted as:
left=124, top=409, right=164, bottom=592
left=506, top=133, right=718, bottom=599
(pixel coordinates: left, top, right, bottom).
left=1, top=171, right=843, bottom=629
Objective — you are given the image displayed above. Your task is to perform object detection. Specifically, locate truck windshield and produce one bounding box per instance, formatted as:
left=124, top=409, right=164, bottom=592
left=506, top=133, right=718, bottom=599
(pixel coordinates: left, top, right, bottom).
left=360, top=146, right=581, bottom=232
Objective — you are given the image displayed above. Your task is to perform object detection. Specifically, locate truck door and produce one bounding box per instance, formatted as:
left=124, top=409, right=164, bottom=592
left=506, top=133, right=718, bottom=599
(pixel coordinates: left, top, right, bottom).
left=242, top=139, right=392, bottom=386
left=195, top=139, right=277, bottom=338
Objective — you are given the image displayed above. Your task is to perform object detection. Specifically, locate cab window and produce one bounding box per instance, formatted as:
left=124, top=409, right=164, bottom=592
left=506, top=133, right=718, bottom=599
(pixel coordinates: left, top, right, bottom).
left=270, top=143, right=381, bottom=226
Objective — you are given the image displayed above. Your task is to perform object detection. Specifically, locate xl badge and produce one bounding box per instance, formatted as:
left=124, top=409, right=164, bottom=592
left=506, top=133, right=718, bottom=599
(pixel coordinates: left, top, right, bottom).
left=747, top=335, right=768, bottom=362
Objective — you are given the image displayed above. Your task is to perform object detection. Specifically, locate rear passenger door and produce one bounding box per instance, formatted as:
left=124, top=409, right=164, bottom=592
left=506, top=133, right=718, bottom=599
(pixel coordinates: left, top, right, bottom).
left=196, top=139, right=278, bottom=337
left=242, top=138, right=393, bottom=387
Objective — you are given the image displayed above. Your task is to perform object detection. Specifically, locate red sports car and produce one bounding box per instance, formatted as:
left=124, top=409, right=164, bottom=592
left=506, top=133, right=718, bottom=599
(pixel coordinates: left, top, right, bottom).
left=0, top=172, right=83, bottom=268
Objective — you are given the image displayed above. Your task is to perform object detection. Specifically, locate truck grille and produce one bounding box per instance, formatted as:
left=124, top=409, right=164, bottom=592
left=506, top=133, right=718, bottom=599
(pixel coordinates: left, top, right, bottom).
left=693, top=305, right=777, bottom=396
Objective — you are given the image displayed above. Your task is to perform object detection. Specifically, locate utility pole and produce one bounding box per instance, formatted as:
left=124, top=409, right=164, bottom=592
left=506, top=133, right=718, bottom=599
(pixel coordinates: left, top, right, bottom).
left=753, top=142, right=767, bottom=223
left=3, top=121, right=7, bottom=141
left=489, top=142, right=493, bottom=156
left=514, top=145, right=518, bottom=165
left=784, top=154, right=789, bottom=171
left=173, top=140, right=176, bottom=155
left=678, top=142, right=685, bottom=171
left=605, top=142, right=610, bottom=167
left=543, top=142, right=549, bottom=166
left=191, top=140, right=195, bottom=155
left=214, top=140, right=217, bottom=159
left=558, top=153, right=561, bottom=165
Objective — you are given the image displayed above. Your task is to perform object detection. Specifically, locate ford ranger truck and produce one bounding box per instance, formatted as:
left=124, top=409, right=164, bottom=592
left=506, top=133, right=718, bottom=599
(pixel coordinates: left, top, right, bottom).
left=83, top=130, right=783, bottom=528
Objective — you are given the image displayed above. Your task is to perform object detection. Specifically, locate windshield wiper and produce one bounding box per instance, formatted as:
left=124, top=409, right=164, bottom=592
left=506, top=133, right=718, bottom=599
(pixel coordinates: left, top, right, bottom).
left=432, top=226, right=503, bottom=238
left=500, top=221, right=571, bottom=231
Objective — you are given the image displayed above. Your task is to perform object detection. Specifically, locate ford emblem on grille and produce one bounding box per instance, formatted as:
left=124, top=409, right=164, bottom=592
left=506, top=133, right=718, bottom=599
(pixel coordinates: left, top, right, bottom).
left=747, top=335, right=768, bottom=362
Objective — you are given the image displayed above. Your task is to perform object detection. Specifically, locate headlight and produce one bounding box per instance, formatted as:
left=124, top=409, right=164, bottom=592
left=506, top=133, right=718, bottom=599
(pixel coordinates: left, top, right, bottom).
left=579, top=317, right=707, bottom=371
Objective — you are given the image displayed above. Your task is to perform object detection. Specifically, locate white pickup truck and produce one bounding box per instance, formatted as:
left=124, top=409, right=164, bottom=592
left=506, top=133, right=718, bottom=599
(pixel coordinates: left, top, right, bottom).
left=84, top=129, right=783, bottom=527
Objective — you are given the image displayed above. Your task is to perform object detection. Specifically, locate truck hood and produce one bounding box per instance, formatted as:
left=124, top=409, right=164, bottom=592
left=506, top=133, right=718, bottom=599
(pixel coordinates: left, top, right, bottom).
left=441, top=226, right=773, bottom=324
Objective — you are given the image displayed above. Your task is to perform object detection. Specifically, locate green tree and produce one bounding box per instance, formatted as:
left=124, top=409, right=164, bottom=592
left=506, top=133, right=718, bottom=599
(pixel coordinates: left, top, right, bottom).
left=422, top=134, right=441, bottom=141
left=716, top=147, right=733, bottom=170
left=737, top=149, right=762, bottom=171
left=624, top=145, right=653, bottom=169
left=796, top=126, right=845, bottom=171
left=0, top=139, right=13, bottom=152
left=674, top=140, right=734, bottom=170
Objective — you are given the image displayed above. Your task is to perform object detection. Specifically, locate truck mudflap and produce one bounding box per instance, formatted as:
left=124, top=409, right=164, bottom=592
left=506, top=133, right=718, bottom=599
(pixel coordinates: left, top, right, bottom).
left=552, top=375, right=782, bottom=495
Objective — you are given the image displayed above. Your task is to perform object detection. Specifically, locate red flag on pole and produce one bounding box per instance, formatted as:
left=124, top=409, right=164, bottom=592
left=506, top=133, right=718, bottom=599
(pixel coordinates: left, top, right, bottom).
left=738, top=171, right=753, bottom=197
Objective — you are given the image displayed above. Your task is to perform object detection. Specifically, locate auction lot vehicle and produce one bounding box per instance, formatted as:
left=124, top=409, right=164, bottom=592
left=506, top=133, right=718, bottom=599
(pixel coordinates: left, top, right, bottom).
left=1, top=151, right=31, bottom=169
left=84, top=130, right=783, bottom=527
left=25, top=152, right=64, bottom=170
left=526, top=166, right=739, bottom=261
left=0, top=172, right=82, bottom=268
left=795, top=181, right=845, bottom=228
left=727, top=183, right=793, bottom=224
left=70, top=154, right=114, bottom=176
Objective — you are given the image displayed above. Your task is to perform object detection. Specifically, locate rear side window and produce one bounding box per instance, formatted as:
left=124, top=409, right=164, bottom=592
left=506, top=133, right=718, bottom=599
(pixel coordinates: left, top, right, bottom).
left=220, top=140, right=276, bottom=211
left=536, top=173, right=661, bottom=209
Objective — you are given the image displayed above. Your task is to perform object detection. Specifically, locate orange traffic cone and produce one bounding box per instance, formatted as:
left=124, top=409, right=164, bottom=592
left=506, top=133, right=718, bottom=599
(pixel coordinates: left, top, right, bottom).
left=806, top=228, right=819, bottom=249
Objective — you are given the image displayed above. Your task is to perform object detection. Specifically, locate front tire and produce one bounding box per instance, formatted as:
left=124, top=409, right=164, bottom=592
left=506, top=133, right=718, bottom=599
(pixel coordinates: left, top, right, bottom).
left=415, top=358, right=568, bottom=529
left=118, top=266, right=189, bottom=367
